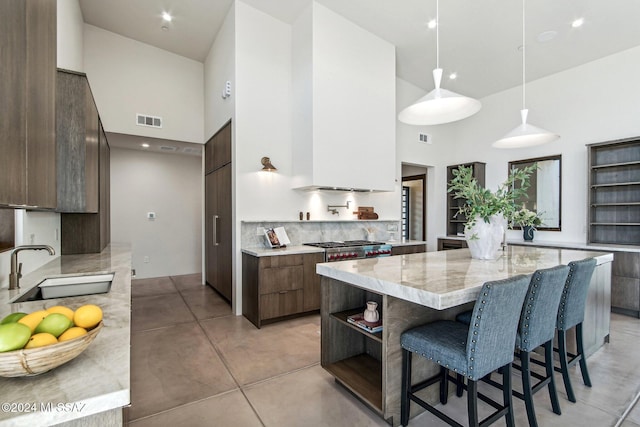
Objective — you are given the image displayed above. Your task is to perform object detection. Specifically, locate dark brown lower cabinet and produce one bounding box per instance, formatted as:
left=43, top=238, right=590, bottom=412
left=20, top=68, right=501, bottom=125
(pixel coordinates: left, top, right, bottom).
left=390, top=243, right=426, bottom=256
left=242, top=252, right=324, bottom=328
left=612, top=252, right=640, bottom=318
left=437, top=238, right=468, bottom=251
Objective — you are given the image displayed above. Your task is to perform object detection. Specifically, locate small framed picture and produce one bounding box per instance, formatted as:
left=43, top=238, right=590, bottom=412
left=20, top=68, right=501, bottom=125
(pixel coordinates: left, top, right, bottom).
left=264, top=228, right=281, bottom=248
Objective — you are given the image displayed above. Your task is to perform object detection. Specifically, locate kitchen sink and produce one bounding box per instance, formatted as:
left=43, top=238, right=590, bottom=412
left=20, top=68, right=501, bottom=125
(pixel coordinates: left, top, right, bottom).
left=11, top=273, right=114, bottom=303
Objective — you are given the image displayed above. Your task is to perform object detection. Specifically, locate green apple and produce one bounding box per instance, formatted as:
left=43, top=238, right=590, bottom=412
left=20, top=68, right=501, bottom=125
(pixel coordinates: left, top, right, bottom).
left=0, top=322, right=32, bottom=352
left=0, top=312, right=27, bottom=325
left=34, top=313, right=72, bottom=338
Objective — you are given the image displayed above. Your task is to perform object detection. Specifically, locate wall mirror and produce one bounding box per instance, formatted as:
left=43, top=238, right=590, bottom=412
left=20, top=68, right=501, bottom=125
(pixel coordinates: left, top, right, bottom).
left=509, top=155, right=561, bottom=231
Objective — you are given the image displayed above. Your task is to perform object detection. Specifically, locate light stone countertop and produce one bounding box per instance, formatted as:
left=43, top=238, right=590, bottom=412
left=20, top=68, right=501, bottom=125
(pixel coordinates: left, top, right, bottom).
left=316, top=246, right=613, bottom=310
left=241, top=240, right=426, bottom=257
left=0, top=243, right=131, bottom=427
left=241, top=245, right=326, bottom=257
left=507, top=239, right=640, bottom=253
left=438, top=235, right=640, bottom=253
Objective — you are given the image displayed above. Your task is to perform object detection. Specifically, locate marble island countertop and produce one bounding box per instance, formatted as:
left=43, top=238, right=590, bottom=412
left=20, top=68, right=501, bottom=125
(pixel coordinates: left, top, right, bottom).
left=316, top=246, right=613, bottom=310
left=0, top=243, right=131, bottom=427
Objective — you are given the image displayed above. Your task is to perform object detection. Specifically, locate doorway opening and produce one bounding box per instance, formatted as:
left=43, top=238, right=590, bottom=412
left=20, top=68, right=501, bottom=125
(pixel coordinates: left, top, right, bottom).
left=401, top=164, right=429, bottom=241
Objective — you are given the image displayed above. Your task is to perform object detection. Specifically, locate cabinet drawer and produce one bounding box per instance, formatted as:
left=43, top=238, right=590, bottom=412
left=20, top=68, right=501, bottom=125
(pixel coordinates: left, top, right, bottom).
left=260, top=254, right=304, bottom=268
left=260, top=265, right=304, bottom=294
left=260, top=290, right=304, bottom=320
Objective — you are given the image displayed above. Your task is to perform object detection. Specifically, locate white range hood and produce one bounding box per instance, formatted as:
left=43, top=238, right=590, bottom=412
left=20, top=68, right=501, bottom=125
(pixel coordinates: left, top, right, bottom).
left=291, top=3, right=396, bottom=193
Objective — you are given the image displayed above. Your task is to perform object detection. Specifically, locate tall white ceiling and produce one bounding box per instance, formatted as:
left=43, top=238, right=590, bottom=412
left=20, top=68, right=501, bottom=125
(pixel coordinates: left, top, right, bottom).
left=80, top=0, right=640, bottom=99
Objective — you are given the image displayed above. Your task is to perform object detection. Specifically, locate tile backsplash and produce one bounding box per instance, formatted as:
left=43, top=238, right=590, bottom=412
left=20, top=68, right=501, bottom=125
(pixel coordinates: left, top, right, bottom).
left=241, top=220, right=401, bottom=248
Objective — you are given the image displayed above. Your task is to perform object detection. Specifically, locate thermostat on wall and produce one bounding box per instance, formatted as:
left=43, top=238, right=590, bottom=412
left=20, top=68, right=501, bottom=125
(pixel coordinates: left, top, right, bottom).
left=147, top=212, right=156, bottom=220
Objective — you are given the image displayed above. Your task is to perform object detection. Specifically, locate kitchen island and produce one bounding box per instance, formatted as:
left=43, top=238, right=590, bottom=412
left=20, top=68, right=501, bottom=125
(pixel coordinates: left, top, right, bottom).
left=0, top=243, right=131, bottom=427
left=316, top=246, right=613, bottom=426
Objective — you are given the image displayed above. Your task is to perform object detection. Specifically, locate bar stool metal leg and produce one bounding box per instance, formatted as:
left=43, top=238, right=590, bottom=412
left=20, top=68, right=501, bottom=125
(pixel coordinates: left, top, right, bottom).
left=456, top=373, right=464, bottom=398
left=576, top=323, right=592, bottom=387
left=520, top=351, right=537, bottom=427
left=401, top=349, right=412, bottom=427
left=467, top=379, right=479, bottom=427
left=503, top=364, right=515, bottom=427
left=545, top=341, right=562, bottom=415
left=440, top=367, right=449, bottom=404
left=558, top=329, right=576, bottom=403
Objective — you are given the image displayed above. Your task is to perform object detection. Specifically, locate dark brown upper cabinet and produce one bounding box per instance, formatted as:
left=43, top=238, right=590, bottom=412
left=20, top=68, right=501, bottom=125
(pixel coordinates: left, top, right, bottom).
left=0, top=0, right=56, bottom=209
left=60, top=119, right=110, bottom=255
left=205, top=120, right=232, bottom=174
left=56, top=70, right=100, bottom=213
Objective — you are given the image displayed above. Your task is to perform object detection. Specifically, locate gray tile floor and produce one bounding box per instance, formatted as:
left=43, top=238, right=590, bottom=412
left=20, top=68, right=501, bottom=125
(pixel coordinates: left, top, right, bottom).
left=127, top=274, right=640, bottom=426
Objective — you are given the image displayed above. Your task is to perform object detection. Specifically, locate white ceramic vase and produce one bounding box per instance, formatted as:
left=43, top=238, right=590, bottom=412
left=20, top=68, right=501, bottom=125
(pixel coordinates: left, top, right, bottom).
left=363, top=301, right=379, bottom=322
left=464, top=214, right=507, bottom=260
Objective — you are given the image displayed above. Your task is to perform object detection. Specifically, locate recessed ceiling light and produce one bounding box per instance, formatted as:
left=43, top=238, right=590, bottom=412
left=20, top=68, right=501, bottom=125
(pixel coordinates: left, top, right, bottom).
left=449, top=72, right=457, bottom=80
left=141, top=143, right=150, bottom=148
left=162, top=12, right=172, bottom=22
left=537, top=30, right=558, bottom=43
left=427, top=19, right=437, bottom=29
left=571, top=18, right=584, bottom=28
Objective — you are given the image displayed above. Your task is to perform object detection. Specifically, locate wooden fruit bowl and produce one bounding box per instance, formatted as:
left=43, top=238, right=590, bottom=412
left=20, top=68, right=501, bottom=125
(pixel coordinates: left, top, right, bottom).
left=0, top=322, right=103, bottom=377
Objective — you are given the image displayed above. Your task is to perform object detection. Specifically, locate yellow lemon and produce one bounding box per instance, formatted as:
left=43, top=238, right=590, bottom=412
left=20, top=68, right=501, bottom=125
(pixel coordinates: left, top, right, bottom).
left=46, top=306, right=75, bottom=322
left=24, top=332, right=58, bottom=349
left=58, top=327, right=87, bottom=342
left=18, top=310, right=48, bottom=333
left=73, top=305, right=102, bottom=329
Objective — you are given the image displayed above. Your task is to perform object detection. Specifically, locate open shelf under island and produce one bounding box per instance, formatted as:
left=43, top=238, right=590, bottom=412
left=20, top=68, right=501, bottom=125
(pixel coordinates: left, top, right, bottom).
left=317, top=246, right=613, bottom=426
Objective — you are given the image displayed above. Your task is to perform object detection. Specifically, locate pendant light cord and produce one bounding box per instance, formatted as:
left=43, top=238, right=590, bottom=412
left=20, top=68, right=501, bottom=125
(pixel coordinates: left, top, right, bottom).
left=436, top=0, right=440, bottom=69
left=522, top=0, right=526, bottom=110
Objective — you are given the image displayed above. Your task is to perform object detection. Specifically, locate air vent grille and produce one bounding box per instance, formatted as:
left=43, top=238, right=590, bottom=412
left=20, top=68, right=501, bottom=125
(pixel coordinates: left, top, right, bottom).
left=159, top=146, right=177, bottom=152
left=418, top=133, right=431, bottom=144
left=136, top=113, right=163, bottom=129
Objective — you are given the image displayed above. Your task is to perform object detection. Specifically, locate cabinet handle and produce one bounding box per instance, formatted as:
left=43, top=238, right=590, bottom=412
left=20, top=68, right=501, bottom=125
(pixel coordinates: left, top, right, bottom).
left=213, top=215, right=220, bottom=246
left=279, top=290, right=288, bottom=294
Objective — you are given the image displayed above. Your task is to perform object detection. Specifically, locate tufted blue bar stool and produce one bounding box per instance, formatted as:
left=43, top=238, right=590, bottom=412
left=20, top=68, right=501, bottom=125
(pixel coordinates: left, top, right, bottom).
left=400, top=275, right=530, bottom=427
left=479, top=265, right=570, bottom=427
left=554, top=258, right=597, bottom=403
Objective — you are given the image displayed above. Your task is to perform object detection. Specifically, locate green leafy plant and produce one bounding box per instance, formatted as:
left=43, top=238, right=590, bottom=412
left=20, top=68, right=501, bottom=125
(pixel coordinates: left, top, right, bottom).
left=447, top=164, right=537, bottom=230
left=512, top=207, right=543, bottom=228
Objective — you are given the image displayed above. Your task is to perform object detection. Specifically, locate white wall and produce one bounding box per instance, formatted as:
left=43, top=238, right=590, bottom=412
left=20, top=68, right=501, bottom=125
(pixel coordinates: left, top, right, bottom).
left=204, top=3, right=235, bottom=141
left=422, top=45, right=640, bottom=245
left=395, top=77, right=455, bottom=250
left=57, top=0, right=84, bottom=72
left=110, top=147, right=202, bottom=279
left=224, top=1, right=403, bottom=314
left=83, top=24, right=205, bottom=144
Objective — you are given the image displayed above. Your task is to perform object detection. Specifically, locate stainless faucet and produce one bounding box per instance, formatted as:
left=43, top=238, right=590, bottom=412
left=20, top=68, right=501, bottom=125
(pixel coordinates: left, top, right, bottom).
left=9, top=245, right=55, bottom=290
left=327, top=201, right=351, bottom=215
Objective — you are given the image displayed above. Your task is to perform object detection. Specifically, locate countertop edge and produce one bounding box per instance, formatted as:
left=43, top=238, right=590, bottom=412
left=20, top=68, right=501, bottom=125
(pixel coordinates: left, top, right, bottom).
left=241, top=240, right=427, bottom=257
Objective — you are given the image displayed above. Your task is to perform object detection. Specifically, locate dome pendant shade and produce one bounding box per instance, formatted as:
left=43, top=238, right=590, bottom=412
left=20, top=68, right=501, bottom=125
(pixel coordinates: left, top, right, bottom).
left=398, top=68, right=482, bottom=126
left=492, top=109, right=559, bottom=148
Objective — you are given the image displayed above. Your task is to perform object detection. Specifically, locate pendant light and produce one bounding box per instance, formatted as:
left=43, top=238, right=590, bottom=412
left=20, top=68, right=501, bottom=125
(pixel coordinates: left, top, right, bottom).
left=493, top=0, right=559, bottom=148
left=398, top=0, right=481, bottom=126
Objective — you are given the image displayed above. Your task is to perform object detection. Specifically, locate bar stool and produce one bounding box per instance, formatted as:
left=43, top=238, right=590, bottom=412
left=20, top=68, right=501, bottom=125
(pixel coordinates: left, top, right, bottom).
left=400, top=275, right=530, bottom=427
left=456, top=265, right=570, bottom=427
left=555, top=258, right=597, bottom=403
